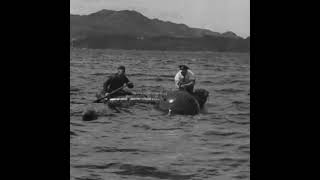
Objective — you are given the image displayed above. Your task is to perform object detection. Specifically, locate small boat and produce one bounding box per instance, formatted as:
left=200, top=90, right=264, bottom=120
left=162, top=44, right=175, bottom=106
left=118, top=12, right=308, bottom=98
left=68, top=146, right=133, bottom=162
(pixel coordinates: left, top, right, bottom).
left=107, top=96, right=161, bottom=105
left=103, top=89, right=209, bottom=115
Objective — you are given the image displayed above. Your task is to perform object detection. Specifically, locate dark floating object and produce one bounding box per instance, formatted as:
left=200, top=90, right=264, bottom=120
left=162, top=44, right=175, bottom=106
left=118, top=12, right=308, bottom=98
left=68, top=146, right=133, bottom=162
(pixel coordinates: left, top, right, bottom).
left=82, top=109, right=99, bottom=121
left=193, top=89, right=210, bottom=109
left=157, top=89, right=209, bottom=115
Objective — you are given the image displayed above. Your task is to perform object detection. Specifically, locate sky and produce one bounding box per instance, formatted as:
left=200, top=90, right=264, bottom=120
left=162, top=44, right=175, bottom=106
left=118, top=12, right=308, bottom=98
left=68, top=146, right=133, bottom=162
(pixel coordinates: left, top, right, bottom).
left=70, top=0, right=250, bottom=38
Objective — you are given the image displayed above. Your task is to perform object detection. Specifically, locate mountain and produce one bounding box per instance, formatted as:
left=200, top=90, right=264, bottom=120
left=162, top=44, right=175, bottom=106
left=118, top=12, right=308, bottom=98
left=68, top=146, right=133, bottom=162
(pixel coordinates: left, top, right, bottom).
left=221, top=31, right=240, bottom=38
left=70, top=9, right=242, bottom=39
left=70, top=10, right=249, bottom=52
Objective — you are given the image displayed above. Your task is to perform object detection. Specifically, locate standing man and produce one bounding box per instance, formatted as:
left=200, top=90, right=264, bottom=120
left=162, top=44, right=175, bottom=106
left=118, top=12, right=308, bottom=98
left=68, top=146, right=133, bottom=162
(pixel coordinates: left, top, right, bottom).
left=174, top=65, right=196, bottom=94
left=97, top=66, right=134, bottom=99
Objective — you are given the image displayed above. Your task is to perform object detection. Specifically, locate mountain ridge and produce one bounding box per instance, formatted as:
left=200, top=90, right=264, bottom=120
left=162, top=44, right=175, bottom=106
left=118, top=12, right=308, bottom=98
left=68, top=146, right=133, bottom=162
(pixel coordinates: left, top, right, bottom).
left=70, top=9, right=249, bottom=52
left=70, top=9, right=242, bottom=39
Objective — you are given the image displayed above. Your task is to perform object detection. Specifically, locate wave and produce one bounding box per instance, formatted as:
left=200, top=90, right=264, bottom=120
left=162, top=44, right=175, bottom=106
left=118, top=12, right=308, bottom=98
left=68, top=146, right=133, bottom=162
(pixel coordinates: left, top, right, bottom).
left=73, top=163, right=195, bottom=180
left=200, top=80, right=214, bottom=84
left=215, top=88, right=245, bottom=94
left=70, top=131, right=77, bottom=136
left=94, top=147, right=147, bottom=153
left=90, top=72, right=110, bottom=76
left=203, top=130, right=239, bottom=136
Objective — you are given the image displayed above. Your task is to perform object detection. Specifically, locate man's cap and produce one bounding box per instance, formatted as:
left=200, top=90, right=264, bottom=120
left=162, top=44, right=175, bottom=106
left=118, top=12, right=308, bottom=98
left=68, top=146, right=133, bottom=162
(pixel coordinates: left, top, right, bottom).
left=179, top=65, right=189, bottom=70
left=118, top=66, right=126, bottom=71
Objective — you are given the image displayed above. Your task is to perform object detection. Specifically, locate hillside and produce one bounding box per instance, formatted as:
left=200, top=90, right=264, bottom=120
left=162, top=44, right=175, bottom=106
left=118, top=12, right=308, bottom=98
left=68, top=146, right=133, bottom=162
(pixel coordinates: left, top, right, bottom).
left=70, top=10, right=249, bottom=52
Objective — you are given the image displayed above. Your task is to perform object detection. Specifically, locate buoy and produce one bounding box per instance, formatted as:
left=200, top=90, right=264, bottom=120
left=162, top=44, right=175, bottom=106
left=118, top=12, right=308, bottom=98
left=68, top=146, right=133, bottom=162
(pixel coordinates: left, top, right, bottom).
left=82, top=108, right=98, bottom=121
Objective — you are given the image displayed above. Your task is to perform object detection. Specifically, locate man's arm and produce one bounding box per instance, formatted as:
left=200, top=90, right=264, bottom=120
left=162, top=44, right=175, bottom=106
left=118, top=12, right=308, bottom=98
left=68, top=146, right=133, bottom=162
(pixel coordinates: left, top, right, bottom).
left=180, top=80, right=195, bottom=87
left=180, top=71, right=195, bottom=87
left=174, top=72, right=181, bottom=88
left=124, top=76, right=134, bottom=88
left=103, top=76, right=113, bottom=92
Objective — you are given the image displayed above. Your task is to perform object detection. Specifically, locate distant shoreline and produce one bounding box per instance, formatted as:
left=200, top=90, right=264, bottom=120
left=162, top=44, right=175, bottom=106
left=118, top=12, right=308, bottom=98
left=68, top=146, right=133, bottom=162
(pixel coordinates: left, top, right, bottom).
left=70, top=47, right=250, bottom=54
left=70, top=35, right=249, bottom=53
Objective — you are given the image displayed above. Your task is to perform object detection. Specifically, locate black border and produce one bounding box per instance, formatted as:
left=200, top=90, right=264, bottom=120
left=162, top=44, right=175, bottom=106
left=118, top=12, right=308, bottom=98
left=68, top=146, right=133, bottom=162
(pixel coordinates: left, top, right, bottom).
left=250, top=0, right=315, bottom=179
left=3, top=1, right=70, bottom=179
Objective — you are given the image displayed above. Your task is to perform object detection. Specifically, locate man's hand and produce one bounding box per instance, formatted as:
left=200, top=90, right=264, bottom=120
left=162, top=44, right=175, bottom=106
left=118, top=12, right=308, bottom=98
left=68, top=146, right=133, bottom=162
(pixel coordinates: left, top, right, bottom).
left=178, top=81, right=188, bottom=87
left=104, top=92, right=110, bottom=97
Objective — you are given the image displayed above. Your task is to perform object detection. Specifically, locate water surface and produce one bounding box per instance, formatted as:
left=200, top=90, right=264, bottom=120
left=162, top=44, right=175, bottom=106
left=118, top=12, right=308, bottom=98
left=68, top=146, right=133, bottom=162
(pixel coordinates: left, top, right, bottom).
left=70, top=49, right=250, bottom=180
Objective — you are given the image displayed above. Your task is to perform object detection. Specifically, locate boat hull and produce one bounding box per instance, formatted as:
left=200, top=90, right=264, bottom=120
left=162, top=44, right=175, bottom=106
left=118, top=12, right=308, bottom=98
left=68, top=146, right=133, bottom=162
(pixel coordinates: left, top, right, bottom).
left=102, top=89, right=209, bottom=115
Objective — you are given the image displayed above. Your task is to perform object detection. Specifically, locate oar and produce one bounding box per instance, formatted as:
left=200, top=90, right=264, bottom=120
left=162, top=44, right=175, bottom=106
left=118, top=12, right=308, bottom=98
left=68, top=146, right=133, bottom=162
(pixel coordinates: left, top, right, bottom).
left=93, top=84, right=127, bottom=103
